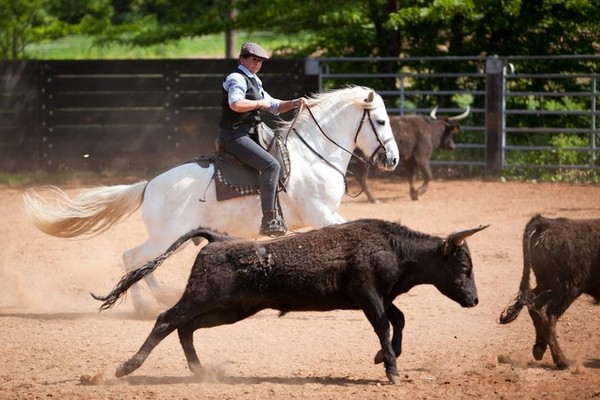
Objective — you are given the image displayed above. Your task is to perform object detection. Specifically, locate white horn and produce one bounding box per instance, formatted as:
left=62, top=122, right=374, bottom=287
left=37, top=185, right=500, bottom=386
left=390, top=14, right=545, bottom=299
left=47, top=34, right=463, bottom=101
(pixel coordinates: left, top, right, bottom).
left=449, top=105, right=470, bottom=121
left=429, top=106, right=438, bottom=119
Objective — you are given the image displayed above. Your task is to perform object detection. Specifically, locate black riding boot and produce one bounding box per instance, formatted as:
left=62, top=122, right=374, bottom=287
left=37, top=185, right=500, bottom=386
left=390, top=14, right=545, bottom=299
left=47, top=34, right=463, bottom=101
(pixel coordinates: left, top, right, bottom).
left=259, top=211, right=287, bottom=237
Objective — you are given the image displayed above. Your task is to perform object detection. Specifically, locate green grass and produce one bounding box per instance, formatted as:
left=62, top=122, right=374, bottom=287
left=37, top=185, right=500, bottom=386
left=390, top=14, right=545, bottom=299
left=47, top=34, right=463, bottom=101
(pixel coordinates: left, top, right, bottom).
left=24, top=33, right=300, bottom=59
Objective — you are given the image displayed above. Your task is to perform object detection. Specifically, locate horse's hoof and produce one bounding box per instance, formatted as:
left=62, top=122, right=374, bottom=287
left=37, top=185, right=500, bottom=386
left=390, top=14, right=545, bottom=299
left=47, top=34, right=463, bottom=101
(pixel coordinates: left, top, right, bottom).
left=374, top=350, right=384, bottom=364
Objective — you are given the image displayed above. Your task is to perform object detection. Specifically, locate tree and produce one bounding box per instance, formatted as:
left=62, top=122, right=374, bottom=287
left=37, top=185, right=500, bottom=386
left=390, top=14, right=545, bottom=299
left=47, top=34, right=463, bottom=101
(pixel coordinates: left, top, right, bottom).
left=0, top=0, right=55, bottom=59
left=3, top=0, right=599, bottom=61
left=0, top=0, right=114, bottom=59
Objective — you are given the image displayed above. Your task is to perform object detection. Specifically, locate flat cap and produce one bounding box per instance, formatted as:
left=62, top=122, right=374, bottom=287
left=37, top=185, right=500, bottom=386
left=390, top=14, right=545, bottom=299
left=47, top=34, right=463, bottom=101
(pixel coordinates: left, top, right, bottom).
left=240, top=42, right=270, bottom=60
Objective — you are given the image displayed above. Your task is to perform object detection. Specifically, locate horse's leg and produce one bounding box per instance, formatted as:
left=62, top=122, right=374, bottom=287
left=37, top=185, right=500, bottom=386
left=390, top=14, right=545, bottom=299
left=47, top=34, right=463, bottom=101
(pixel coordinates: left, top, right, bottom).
left=122, top=238, right=191, bottom=313
left=122, top=242, right=161, bottom=314
left=126, top=166, right=208, bottom=312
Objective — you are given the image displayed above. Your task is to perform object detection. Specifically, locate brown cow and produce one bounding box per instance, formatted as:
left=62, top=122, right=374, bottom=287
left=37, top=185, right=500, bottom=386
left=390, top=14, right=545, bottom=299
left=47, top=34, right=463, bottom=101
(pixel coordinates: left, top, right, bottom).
left=353, top=107, right=469, bottom=202
left=499, top=215, right=600, bottom=369
left=94, top=218, right=488, bottom=384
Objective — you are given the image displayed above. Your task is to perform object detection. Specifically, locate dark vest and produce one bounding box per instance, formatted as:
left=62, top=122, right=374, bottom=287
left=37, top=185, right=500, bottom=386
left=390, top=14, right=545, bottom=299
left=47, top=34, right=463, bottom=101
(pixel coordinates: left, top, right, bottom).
left=219, top=68, right=263, bottom=132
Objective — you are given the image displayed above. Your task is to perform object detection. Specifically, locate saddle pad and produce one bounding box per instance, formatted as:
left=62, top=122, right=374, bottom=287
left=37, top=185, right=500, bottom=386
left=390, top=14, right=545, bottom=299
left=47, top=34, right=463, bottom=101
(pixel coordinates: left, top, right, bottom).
left=214, top=167, right=260, bottom=201
left=214, top=155, right=260, bottom=188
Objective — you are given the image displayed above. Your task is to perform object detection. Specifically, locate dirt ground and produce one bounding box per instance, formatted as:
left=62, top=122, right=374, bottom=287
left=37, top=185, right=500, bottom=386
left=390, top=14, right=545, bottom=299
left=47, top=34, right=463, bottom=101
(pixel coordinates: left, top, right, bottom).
left=1, top=177, right=599, bottom=399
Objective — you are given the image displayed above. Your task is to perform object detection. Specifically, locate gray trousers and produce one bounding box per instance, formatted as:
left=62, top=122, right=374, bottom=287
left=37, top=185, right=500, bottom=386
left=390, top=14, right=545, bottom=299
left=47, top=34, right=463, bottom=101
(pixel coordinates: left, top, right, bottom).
left=218, top=129, right=281, bottom=217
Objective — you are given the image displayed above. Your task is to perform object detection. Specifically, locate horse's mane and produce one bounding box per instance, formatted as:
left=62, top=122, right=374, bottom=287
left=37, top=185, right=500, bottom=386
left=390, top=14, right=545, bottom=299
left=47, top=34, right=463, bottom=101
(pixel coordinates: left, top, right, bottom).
left=275, top=85, right=383, bottom=135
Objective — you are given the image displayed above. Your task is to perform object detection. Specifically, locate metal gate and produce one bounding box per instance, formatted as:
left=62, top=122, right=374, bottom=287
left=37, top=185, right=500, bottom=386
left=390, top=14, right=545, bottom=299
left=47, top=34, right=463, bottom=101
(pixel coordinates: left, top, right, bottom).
left=311, top=55, right=600, bottom=176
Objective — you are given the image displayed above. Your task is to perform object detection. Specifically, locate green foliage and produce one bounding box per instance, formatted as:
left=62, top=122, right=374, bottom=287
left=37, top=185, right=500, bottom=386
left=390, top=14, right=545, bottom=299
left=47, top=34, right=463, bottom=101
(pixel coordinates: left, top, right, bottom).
left=5, top=0, right=600, bottom=60
left=0, top=0, right=117, bottom=59
left=502, top=133, right=600, bottom=183
left=23, top=32, right=297, bottom=59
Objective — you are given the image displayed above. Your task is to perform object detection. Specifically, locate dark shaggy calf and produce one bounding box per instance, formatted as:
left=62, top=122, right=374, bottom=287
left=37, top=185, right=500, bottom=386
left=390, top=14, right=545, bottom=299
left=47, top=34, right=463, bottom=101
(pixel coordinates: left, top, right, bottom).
left=499, top=215, right=600, bottom=368
left=94, top=219, right=488, bottom=384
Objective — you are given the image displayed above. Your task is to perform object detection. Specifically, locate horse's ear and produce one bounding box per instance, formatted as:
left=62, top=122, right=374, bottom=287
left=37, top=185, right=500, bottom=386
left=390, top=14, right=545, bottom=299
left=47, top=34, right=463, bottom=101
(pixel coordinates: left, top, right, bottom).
left=364, top=91, right=374, bottom=103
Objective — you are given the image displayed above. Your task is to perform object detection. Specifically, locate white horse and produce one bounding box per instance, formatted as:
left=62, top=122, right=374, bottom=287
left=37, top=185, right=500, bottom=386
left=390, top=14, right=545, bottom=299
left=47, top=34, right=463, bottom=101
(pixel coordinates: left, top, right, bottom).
left=23, top=86, right=400, bottom=313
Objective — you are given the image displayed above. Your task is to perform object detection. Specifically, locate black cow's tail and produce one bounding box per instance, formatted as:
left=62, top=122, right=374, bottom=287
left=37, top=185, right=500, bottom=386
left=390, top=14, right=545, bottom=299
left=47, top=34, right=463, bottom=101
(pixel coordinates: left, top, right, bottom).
left=91, top=227, right=234, bottom=310
left=499, top=216, right=539, bottom=324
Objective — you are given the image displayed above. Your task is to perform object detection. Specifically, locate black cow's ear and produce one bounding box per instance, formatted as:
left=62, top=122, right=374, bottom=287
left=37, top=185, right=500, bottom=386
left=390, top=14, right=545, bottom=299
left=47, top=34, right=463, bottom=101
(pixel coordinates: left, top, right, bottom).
left=441, top=239, right=454, bottom=256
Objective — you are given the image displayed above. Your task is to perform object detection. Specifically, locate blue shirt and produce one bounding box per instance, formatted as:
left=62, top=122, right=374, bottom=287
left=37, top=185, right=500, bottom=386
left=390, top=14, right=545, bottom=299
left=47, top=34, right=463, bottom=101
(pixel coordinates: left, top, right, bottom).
left=223, top=65, right=281, bottom=114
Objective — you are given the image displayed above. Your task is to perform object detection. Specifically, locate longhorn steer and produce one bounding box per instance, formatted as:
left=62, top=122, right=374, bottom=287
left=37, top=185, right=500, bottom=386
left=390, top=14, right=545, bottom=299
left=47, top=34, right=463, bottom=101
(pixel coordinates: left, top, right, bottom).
left=94, top=219, right=488, bottom=384
left=354, top=107, right=469, bottom=202
left=499, top=215, right=600, bottom=369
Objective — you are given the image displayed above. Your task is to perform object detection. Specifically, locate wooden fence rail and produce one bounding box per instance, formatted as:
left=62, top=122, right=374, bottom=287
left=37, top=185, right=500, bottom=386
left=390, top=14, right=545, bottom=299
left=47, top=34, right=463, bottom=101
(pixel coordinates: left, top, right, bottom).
left=0, top=59, right=316, bottom=173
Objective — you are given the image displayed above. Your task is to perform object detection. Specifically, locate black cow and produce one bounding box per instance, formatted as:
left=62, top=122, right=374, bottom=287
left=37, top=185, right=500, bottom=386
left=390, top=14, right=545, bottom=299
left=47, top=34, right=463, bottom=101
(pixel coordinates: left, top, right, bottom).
left=499, top=215, right=600, bottom=369
left=94, top=219, right=488, bottom=384
left=353, top=107, right=469, bottom=202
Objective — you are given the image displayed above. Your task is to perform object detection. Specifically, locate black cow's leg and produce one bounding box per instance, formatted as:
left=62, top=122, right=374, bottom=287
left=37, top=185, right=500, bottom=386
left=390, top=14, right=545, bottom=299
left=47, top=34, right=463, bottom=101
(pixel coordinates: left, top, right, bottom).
left=527, top=287, right=552, bottom=363
left=176, top=307, right=260, bottom=377
left=546, top=313, right=569, bottom=369
left=116, top=309, right=182, bottom=377
left=415, top=157, right=433, bottom=199
left=527, top=305, right=548, bottom=361
left=116, top=290, right=211, bottom=378
left=178, top=322, right=203, bottom=376
left=374, top=304, right=405, bottom=364
left=545, top=296, right=574, bottom=369
left=405, top=161, right=418, bottom=201
left=358, top=294, right=399, bottom=384
left=354, top=159, right=378, bottom=203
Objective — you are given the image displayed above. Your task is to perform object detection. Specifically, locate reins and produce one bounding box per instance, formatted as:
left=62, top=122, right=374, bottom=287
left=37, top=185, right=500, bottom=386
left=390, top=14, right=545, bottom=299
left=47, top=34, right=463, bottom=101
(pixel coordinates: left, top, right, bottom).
left=289, top=103, right=388, bottom=198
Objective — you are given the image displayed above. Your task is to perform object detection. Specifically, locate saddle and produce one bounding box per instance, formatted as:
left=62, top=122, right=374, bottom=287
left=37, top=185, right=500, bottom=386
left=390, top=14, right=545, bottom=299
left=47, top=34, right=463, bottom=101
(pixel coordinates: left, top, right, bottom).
left=191, top=124, right=290, bottom=201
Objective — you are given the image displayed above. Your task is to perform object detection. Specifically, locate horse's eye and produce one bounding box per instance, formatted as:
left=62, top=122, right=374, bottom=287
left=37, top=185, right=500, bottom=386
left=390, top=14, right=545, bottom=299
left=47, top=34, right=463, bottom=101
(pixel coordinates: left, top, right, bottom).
left=376, top=120, right=386, bottom=126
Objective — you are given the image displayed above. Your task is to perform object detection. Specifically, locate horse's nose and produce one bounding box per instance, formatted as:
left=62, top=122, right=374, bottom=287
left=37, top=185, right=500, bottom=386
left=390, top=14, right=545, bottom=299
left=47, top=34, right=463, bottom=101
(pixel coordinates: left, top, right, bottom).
left=385, top=153, right=398, bottom=170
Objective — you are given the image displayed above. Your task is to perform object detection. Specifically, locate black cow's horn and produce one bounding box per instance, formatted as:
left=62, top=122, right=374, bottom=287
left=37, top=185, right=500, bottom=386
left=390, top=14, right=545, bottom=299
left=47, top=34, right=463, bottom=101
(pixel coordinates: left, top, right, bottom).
left=449, top=224, right=489, bottom=246
left=448, top=106, right=470, bottom=121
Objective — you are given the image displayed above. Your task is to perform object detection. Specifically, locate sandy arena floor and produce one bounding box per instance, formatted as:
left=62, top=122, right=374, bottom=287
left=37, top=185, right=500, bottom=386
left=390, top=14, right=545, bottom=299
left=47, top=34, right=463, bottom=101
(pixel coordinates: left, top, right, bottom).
left=1, top=177, right=599, bottom=399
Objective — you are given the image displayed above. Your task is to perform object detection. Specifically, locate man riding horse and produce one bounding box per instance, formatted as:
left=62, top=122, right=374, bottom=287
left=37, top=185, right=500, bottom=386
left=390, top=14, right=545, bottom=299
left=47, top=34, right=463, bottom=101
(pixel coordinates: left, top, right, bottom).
left=218, top=42, right=307, bottom=236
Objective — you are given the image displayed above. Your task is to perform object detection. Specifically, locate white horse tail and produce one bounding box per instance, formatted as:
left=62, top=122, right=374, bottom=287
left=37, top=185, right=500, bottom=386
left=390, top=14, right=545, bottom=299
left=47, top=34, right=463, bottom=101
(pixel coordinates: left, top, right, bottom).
left=23, top=181, right=148, bottom=239
left=91, top=226, right=233, bottom=310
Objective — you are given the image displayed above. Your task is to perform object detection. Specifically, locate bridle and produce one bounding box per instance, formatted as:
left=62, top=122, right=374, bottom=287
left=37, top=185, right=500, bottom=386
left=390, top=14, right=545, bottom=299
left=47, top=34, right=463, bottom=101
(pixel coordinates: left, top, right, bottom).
left=290, top=103, right=394, bottom=197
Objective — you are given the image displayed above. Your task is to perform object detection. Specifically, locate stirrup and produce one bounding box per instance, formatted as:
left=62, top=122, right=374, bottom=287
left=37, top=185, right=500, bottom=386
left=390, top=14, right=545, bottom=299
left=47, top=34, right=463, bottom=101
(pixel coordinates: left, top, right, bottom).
left=260, top=217, right=287, bottom=237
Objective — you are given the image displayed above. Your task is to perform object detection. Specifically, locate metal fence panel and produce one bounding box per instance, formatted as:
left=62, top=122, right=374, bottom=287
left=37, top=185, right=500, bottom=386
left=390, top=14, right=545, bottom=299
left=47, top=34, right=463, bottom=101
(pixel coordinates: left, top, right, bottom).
left=315, top=55, right=600, bottom=176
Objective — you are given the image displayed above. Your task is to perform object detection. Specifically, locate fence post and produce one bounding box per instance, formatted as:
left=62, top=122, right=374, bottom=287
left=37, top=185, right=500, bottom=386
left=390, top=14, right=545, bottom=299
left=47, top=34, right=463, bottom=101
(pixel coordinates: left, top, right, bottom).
left=485, top=56, right=504, bottom=175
